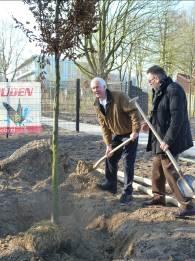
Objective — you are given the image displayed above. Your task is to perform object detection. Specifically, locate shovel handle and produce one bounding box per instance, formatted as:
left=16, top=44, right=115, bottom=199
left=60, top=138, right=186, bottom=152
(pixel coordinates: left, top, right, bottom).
left=93, top=137, right=133, bottom=169
left=134, top=98, right=195, bottom=197
left=134, top=98, right=182, bottom=176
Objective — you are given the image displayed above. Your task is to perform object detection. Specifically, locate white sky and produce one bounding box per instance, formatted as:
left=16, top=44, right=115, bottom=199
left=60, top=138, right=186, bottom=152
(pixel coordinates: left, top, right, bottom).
left=0, top=0, right=40, bottom=56
left=0, top=0, right=194, bottom=58
left=0, top=1, right=34, bottom=22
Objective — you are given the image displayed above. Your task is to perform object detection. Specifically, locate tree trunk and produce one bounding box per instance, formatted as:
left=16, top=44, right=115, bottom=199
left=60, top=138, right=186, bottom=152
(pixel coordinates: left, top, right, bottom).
left=51, top=51, right=60, bottom=224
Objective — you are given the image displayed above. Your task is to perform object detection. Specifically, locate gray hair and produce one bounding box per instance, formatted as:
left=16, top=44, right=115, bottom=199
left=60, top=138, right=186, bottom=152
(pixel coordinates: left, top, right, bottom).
left=90, top=77, right=107, bottom=88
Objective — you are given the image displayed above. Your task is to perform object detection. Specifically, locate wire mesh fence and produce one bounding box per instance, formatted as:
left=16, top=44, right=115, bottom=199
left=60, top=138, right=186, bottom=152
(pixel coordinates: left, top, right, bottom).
left=0, top=79, right=149, bottom=137
left=1, top=79, right=195, bottom=139
left=41, top=80, right=149, bottom=131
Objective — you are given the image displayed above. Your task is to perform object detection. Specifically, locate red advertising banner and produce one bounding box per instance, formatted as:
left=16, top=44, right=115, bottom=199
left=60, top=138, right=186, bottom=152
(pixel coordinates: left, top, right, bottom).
left=0, top=82, right=43, bottom=135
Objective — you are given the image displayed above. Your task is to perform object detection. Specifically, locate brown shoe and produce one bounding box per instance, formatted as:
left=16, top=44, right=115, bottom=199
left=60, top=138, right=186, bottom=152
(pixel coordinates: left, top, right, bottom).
left=142, top=197, right=166, bottom=207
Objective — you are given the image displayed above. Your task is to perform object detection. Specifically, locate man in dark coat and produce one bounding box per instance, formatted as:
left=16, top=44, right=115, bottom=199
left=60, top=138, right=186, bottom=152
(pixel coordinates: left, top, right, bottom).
left=142, top=65, right=195, bottom=217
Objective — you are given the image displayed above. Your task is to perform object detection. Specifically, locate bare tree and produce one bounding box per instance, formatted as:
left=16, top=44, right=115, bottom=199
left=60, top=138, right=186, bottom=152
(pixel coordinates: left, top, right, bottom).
left=120, top=0, right=180, bottom=87
left=14, top=0, right=98, bottom=224
left=176, top=8, right=195, bottom=75
left=75, top=0, right=151, bottom=80
left=151, top=0, right=180, bottom=75
left=116, top=15, right=154, bottom=87
left=0, top=21, right=27, bottom=81
left=174, top=5, right=195, bottom=117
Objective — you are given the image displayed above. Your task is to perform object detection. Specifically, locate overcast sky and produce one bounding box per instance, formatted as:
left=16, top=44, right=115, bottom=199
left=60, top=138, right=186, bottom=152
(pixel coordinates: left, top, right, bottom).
left=0, top=1, right=32, bottom=20
left=0, top=0, right=194, bottom=57
left=1, top=0, right=194, bottom=23
left=0, top=1, right=40, bottom=56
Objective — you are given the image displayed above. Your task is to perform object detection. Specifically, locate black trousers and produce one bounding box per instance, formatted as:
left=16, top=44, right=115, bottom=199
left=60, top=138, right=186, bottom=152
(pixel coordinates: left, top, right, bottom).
left=105, top=134, right=138, bottom=195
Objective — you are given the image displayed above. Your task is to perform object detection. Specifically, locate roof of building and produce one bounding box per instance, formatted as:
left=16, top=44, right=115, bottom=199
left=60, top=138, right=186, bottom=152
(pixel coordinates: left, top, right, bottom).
left=16, top=55, right=37, bottom=70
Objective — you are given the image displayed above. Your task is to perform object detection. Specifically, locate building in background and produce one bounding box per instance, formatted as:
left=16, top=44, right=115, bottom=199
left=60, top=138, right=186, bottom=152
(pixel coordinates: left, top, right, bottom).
left=15, top=55, right=85, bottom=87
left=176, top=73, right=195, bottom=94
left=177, top=72, right=195, bottom=117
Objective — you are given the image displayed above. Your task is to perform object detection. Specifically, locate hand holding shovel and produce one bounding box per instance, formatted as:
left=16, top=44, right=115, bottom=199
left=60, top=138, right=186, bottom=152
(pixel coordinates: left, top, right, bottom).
left=76, top=136, right=134, bottom=175
left=93, top=136, right=134, bottom=169
left=132, top=97, right=195, bottom=199
left=76, top=96, right=139, bottom=176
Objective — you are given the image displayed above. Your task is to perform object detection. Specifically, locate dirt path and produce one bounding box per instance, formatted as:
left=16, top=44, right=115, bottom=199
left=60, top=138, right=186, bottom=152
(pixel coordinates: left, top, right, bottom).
left=0, top=126, right=195, bottom=260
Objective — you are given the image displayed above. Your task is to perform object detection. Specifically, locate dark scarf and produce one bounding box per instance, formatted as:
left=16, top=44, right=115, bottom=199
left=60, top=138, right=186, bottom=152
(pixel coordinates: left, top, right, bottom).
left=147, top=76, right=173, bottom=151
left=151, top=76, right=173, bottom=118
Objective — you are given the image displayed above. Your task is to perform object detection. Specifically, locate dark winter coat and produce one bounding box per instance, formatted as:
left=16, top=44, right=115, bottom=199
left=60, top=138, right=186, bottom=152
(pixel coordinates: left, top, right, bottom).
left=147, top=76, right=193, bottom=155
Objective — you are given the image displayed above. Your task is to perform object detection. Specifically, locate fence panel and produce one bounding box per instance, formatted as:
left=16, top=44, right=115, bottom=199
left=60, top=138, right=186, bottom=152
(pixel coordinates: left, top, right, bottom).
left=0, top=79, right=149, bottom=136
left=41, top=79, right=149, bottom=132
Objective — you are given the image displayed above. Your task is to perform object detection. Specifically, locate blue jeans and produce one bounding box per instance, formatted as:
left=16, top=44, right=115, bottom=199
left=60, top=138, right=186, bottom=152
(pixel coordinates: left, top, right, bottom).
left=105, top=134, right=138, bottom=195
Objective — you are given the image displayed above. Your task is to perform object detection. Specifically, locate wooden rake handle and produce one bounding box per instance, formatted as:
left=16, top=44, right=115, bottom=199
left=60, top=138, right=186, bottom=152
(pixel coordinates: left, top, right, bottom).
left=93, top=137, right=134, bottom=169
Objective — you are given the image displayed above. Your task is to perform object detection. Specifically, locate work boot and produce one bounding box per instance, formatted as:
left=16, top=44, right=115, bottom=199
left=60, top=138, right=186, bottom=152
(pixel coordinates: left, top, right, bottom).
left=120, top=192, right=133, bottom=205
left=142, top=196, right=166, bottom=207
left=175, top=203, right=195, bottom=218
left=97, top=181, right=117, bottom=194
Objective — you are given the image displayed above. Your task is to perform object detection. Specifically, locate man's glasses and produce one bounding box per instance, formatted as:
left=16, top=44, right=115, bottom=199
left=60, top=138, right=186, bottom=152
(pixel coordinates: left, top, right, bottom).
left=148, top=77, right=156, bottom=83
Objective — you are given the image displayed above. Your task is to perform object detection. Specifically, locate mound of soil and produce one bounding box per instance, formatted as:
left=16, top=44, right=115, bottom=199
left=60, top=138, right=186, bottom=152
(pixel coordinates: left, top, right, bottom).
left=0, top=131, right=195, bottom=261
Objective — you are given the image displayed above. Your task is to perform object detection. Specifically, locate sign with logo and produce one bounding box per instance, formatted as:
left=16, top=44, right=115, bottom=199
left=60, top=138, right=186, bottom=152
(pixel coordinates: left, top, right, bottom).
left=0, top=82, right=43, bottom=135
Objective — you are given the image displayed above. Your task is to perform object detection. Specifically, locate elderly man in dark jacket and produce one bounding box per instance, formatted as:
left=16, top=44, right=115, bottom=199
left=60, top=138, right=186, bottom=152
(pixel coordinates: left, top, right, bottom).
left=90, top=77, right=141, bottom=205
left=142, top=65, right=194, bottom=217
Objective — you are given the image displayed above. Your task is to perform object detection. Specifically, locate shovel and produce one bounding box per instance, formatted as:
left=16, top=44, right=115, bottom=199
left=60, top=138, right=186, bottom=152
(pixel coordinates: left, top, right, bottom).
left=133, top=97, right=195, bottom=199
left=76, top=96, right=138, bottom=175
left=93, top=137, right=134, bottom=169
left=76, top=137, right=134, bottom=175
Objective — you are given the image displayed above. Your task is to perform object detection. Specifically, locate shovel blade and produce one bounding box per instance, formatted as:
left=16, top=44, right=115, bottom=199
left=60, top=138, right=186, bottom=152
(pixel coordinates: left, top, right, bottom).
left=177, top=174, right=195, bottom=198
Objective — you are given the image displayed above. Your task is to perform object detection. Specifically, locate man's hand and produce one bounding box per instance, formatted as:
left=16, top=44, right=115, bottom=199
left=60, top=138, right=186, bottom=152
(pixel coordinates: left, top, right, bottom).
left=141, top=121, right=149, bottom=132
left=160, top=142, right=169, bottom=151
left=106, top=144, right=113, bottom=158
left=130, top=132, right=139, bottom=140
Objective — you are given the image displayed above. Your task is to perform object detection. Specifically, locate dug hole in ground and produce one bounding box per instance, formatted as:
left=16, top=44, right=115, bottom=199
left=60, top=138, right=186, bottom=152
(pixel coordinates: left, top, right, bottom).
left=0, top=128, right=195, bottom=261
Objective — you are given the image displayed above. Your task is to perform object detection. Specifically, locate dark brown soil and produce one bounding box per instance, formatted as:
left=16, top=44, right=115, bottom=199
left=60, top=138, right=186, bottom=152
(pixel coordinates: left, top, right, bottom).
left=0, top=123, right=194, bottom=261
